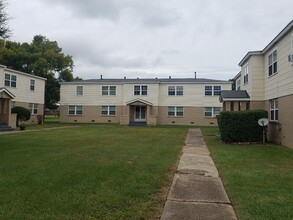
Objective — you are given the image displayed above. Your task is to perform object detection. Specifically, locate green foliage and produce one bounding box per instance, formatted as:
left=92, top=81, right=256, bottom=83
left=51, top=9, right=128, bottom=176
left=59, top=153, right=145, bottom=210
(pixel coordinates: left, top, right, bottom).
left=201, top=127, right=293, bottom=220
left=217, top=110, right=268, bottom=142
left=0, top=0, right=11, bottom=39
left=0, top=35, right=76, bottom=109
left=11, top=106, right=31, bottom=126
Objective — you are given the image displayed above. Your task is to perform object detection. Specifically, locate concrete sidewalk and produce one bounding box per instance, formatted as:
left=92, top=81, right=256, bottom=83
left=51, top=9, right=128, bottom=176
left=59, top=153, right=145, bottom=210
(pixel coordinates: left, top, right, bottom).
left=160, top=128, right=237, bottom=220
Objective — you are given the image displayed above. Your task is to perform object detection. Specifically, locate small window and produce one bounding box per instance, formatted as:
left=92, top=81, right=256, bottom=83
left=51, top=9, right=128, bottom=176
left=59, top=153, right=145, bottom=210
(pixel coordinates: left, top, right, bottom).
left=168, top=86, right=184, bottom=96
left=30, top=79, right=35, bottom=91
left=269, top=49, right=277, bottom=76
left=205, top=86, right=221, bottom=96
left=68, top=105, right=83, bottom=115
left=243, top=64, right=248, bottom=84
left=270, top=99, right=278, bottom=121
left=204, top=107, right=220, bottom=117
left=102, top=86, right=116, bottom=95
left=168, top=106, right=184, bottom=117
left=213, top=86, right=221, bottom=95
left=101, top=106, right=116, bottom=116
left=134, top=85, right=147, bottom=96
left=29, top=103, right=38, bottom=115
left=76, top=86, right=83, bottom=95
left=205, top=86, right=212, bottom=96
left=4, top=73, right=17, bottom=88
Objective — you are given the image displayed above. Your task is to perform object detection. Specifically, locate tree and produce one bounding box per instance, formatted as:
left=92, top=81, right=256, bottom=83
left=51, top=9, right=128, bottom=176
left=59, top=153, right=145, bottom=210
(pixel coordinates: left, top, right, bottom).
left=0, top=0, right=11, bottom=39
left=0, top=35, right=76, bottom=109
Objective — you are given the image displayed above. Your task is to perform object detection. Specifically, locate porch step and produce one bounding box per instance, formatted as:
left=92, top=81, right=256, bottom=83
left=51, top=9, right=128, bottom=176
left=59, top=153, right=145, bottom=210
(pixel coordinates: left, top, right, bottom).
left=128, top=122, right=147, bottom=127
left=0, top=123, right=14, bottom=132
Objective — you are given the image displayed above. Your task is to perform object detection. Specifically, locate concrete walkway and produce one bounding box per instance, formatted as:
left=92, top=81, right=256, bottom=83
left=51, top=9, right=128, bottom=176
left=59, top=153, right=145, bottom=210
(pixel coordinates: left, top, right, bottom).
left=160, top=128, right=237, bottom=220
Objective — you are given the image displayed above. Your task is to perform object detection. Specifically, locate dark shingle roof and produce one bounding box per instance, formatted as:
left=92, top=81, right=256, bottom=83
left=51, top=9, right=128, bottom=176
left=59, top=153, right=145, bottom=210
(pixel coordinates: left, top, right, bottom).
left=220, top=90, right=250, bottom=102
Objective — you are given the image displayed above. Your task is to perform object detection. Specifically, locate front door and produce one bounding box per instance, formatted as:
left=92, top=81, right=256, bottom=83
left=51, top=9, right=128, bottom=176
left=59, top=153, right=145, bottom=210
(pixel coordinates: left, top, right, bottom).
left=134, top=106, right=146, bottom=122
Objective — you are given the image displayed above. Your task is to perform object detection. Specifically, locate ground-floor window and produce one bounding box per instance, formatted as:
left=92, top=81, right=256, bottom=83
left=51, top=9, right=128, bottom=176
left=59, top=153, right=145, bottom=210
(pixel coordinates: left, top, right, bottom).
left=270, top=99, right=278, bottom=121
left=101, top=106, right=116, bottom=116
left=204, top=107, right=220, bottom=117
left=29, top=103, right=38, bottom=115
left=168, top=106, right=184, bottom=117
left=68, top=105, right=83, bottom=115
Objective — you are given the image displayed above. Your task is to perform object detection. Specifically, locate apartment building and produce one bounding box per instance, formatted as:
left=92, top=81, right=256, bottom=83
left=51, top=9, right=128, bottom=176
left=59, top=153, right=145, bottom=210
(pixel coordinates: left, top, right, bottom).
left=0, top=64, right=46, bottom=128
left=60, top=77, right=232, bottom=126
left=220, top=20, right=293, bottom=148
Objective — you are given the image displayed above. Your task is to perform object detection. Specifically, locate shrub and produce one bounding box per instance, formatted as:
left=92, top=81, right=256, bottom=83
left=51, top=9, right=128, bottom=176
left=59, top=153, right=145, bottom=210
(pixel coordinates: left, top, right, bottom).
left=11, top=106, right=31, bottom=126
left=217, top=110, right=268, bottom=142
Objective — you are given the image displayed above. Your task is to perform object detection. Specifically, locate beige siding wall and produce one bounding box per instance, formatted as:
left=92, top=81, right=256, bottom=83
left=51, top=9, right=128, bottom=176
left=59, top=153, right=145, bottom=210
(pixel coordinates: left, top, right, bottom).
left=0, top=68, right=45, bottom=104
left=264, top=31, right=293, bottom=100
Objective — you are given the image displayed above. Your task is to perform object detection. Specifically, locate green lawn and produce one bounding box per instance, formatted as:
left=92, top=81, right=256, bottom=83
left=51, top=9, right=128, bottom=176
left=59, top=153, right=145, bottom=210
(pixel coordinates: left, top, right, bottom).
left=201, top=127, right=293, bottom=220
left=0, top=125, right=187, bottom=219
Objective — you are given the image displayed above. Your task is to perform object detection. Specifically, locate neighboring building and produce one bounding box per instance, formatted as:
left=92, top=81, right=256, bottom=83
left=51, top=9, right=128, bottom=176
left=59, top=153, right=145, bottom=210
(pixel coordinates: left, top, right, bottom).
left=60, top=77, right=232, bottom=126
left=0, top=64, right=46, bottom=128
left=220, top=20, right=293, bottom=148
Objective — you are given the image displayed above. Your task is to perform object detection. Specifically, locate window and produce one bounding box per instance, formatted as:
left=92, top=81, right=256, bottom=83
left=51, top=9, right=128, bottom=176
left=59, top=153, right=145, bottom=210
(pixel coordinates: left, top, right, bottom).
left=243, top=64, right=248, bottom=84
left=29, top=103, right=38, bottom=115
left=101, top=106, right=116, bottom=116
left=237, top=79, right=241, bottom=90
left=102, top=86, right=116, bottom=95
left=205, top=86, right=221, bottom=96
left=168, top=106, right=184, bottom=117
left=134, top=85, right=147, bottom=95
left=268, top=49, right=277, bottom=76
left=204, top=107, right=220, bottom=117
left=168, top=86, right=184, bottom=96
left=68, top=105, right=83, bottom=115
left=30, top=79, right=35, bottom=91
left=270, top=99, right=278, bottom=121
left=76, top=86, right=83, bottom=95
left=4, top=73, right=17, bottom=88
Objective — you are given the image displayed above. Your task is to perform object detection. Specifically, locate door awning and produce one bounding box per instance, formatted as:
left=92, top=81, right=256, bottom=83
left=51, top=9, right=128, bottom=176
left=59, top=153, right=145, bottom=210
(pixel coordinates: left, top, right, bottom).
left=126, top=98, right=153, bottom=106
left=0, top=87, right=15, bottom=99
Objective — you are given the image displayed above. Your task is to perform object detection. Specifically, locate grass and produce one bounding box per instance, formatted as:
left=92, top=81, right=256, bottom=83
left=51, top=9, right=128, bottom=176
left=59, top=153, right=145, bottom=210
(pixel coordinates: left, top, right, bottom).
left=0, top=125, right=187, bottom=219
left=201, top=127, right=293, bottom=220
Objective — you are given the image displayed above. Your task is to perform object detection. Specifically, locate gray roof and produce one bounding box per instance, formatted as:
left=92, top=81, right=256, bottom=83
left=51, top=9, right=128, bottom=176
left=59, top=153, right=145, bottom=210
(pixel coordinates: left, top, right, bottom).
left=61, top=77, right=232, bottom=85
left=220, top=90, right=250, bottom=102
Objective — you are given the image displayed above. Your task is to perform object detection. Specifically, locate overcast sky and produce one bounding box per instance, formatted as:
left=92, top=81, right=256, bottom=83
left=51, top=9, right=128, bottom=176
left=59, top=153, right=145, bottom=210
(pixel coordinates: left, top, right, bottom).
left=7, top=0, right=293, bottom=80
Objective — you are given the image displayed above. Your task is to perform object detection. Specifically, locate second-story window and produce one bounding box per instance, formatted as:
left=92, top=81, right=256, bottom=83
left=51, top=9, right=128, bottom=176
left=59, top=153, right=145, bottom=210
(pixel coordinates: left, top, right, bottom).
left=134, top=85, right=147, bottom=96
left=76, top=86, right=83, bottom=95
left=243, top=64, right=248, bottom=84
left=268, top=49, right=277, bottom=76
left=168, top=86, right=183, bottom=96
left=4, top=73, right=17, bottom=88
left=30, top=79, right=35, bottom=91
left=102, top=86, right=116, bottom=95
left=205, top=86, right=221, bottom=96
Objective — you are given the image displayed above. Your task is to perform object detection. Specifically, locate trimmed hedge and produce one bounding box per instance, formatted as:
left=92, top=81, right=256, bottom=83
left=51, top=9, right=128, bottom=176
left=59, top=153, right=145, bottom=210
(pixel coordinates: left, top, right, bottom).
left=217, top=110, right=268, bottom=142
left=11, top=106, right=31, bottom=126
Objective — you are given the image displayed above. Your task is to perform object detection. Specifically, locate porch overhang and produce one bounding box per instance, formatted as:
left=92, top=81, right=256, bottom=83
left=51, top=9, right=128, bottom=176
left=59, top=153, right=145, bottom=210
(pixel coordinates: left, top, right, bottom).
left=0, top=88, right=15, bottom=99
left=126, top=98, right=153, bottom=106
left=219, top=90, right=250, bottom=102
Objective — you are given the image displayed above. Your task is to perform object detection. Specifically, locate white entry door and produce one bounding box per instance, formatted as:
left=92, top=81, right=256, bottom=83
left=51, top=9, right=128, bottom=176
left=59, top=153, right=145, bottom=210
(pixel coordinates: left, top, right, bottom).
left=134, top=106, right=146, bottom=122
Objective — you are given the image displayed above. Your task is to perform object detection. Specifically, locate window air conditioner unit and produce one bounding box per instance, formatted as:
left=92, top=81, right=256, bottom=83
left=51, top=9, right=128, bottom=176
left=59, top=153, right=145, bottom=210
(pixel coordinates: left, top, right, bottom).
left=288, top=54, right=293, bottom=62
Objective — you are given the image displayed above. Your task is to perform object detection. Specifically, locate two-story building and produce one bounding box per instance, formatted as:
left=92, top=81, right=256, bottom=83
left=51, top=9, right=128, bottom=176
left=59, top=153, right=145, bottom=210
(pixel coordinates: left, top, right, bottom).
left=0, top=64, right=46, bottom=129
left=60, top=76, right=232, bottom=126
left=220, top=20, right=293, bottom=148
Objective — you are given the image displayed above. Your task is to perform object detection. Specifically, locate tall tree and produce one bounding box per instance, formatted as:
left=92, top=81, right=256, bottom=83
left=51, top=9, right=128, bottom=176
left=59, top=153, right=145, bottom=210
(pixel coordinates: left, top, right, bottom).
left=0, top=0, right=11, bottom=39
left=0, top=35, right=77, bottom=109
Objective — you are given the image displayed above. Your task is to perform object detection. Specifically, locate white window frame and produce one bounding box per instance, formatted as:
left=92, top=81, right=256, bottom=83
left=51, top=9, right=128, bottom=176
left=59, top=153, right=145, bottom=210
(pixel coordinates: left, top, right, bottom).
left=76, top=86, right=83, bottom=95
left=168, top=106, right=184, bottom=117
left=101, top=106, right=116, bottom=116
left=68, top=105, right=83, bottom=115
left=270, top=99, right=278, bottom=121
left=29, top=103, right=38, bottom=115
left=204, top=107, right=220, bottom=117
left=102, top=86, right=116, bottom=95
left=168, top=86, right=184, bottom=96
left=243, top=64, right=248, bottom=84
left=134, top=85, right=147, bottom=96
left=4, top=73, right=17, bottom=88
left=205, top=85, right=221, bottom=96
left=268, top=49, right=277, bottom=76
left=30, top=79, right=35, bottom=91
